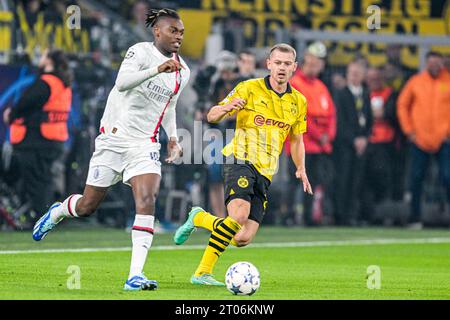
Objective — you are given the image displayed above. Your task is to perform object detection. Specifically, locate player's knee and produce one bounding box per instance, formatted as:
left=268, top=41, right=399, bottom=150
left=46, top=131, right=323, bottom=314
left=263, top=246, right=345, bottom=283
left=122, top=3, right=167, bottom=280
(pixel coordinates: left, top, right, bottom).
left=234, top=232, right=253, bottom=247
left=135, top=191, right=158, bottom=214
left=229, top=202, right=249, bottom=225
left=235, top=240, right=250, bottom=247
left=232, top=215, right=248, bottom=226
left=228, top=208, right=247, bottom=226
left=227, top=196, right=253, bottom=226
left=233, top=234, right=252, bottom=247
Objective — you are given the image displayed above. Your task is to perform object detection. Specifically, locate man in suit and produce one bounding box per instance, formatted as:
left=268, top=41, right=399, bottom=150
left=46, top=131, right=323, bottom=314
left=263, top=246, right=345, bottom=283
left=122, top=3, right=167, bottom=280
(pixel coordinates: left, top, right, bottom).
left=333, top=61, right=373, bottom=225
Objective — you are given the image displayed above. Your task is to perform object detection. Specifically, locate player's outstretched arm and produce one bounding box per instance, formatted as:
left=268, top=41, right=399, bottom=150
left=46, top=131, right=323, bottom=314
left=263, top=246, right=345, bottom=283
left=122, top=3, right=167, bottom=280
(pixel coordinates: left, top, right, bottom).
left=115, top=49, right=184, bottom=92
left=206, top=98, right=245, bottom=124
left=290, top=133, right=313, bottom=195
left=116, top=65, right=159, bottom=92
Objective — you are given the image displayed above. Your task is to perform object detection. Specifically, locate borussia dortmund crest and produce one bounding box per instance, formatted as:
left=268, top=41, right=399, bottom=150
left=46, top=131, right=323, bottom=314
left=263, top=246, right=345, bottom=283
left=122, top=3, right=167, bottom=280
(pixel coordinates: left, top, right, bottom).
left=290, top=103, right=298, bottom=116
left=238, top=176, right=249, bottom=188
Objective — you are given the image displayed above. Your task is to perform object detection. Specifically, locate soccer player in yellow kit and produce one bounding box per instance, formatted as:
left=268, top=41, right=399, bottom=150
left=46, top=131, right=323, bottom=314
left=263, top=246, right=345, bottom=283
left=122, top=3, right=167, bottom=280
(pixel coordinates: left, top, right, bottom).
left=174, top=43, right=313, bottom=285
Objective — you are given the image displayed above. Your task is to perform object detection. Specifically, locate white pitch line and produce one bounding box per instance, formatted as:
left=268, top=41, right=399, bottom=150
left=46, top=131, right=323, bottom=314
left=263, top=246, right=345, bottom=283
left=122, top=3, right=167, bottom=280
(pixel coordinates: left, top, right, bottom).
left=1, top=237, right=450, bottom=255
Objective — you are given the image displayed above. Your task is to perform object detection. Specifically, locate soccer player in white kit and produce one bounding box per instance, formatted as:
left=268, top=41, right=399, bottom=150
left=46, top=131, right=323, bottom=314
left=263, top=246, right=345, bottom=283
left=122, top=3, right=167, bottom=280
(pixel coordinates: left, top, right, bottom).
left=32, top=9, right=190, bottom=291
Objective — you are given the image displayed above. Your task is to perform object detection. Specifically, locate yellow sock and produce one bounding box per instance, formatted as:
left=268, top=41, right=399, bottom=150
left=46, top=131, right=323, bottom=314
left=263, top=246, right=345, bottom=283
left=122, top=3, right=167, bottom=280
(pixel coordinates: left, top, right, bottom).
left=192, top=210, right=238, bottom=246
left=193, top=210, right=224, bottom=232
left=194, top=216, right=241, bottom=276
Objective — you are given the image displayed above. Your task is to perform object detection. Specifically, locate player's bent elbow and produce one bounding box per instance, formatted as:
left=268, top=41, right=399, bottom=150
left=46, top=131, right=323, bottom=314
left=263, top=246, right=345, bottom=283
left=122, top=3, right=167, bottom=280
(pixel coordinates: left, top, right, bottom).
left=115, top=81, right=128, bottom=92
left=206, top=113, right=219, bottom=124
left=206, top=106, right=224, bottom=124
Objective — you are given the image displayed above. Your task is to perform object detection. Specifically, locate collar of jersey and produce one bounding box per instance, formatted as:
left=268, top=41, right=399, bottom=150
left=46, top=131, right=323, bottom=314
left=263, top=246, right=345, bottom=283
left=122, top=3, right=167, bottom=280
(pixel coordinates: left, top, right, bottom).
left=264, top=75, right=292, bottom=97
left=149, top=41, right=176, bottom=61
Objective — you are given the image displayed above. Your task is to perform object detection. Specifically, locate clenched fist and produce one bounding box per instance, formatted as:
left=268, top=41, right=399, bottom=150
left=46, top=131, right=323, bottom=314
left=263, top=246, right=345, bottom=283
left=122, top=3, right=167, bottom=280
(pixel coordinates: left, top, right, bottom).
left=165, top=138, right=183, bottom=164
left=158, top=59, right=184, bottom=73
left=222, top=98, right=246, bottom=113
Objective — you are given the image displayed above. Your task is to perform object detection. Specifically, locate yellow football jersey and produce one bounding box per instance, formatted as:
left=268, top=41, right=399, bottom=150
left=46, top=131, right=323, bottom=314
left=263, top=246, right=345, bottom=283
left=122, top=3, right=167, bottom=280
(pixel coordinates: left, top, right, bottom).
left=220, top=76, right=308, bottom=180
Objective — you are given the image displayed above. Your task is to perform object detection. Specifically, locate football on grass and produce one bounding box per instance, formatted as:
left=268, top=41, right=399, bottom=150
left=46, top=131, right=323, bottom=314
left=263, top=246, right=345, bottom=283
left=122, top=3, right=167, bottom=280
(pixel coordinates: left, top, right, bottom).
left=225, top=261, right=260, bottom=296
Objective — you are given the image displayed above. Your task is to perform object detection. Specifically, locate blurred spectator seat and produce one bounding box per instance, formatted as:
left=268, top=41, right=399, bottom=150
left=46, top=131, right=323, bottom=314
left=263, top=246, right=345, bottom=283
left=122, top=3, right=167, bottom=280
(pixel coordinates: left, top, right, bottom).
left=165, top=189, right=190, bottom=223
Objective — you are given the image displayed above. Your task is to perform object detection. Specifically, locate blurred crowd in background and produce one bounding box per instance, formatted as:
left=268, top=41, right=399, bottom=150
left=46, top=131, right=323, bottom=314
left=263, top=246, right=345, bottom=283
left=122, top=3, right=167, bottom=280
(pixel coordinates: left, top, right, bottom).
left=0, top=0, right=449, bottom=231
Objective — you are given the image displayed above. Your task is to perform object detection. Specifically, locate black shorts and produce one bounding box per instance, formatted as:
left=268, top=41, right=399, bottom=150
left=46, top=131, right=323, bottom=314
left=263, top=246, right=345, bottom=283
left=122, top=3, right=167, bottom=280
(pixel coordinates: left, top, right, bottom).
left=223, top=162, right=271, bottom=224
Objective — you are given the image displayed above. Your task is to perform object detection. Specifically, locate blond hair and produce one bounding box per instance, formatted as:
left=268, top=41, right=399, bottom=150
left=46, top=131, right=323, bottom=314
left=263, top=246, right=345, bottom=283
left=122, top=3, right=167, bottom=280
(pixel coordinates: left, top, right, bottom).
left=269, top=43, right=297, bottom=60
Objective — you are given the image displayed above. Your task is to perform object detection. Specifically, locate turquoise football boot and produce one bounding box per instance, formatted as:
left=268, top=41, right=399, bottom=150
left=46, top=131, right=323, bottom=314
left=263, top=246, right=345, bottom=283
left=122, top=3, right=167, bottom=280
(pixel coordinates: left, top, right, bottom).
left=173, top=206, right=205, bottom=245
left=190, top=274, right=225, bottom=286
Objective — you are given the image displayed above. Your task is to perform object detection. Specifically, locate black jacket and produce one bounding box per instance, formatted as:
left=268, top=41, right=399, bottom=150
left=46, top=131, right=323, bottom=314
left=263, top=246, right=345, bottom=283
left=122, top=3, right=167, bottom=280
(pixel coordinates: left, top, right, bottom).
left=333, top=86, right=373, bottom=147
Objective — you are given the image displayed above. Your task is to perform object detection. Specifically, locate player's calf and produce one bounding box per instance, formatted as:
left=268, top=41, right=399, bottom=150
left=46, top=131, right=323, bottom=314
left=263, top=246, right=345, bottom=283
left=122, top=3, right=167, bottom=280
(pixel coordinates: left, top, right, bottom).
left=75, top=198, right=99, bottom=217
left=67, top=185, right=108, bottom=218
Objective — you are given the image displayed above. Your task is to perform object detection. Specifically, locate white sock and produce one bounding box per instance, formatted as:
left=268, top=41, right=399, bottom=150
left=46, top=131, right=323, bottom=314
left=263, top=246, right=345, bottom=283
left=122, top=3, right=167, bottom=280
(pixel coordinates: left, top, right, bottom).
left=50, top=194, right=82, bottom=223
left=128, top=214, right=155, bottom=279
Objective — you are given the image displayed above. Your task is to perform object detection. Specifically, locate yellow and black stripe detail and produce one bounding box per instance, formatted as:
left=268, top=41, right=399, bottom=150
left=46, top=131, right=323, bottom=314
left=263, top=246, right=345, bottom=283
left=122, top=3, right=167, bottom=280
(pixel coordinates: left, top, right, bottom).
left=219, top=222, right=238, bottom=237
left=206, top=217, right=241, bottom=254
left=212, top=218, right=224, bottom=230
left=214, top=226, right=233, bottom=241
left=208, top=241, right=226, bottom=252
left=210, top=234, right=229, bottom=247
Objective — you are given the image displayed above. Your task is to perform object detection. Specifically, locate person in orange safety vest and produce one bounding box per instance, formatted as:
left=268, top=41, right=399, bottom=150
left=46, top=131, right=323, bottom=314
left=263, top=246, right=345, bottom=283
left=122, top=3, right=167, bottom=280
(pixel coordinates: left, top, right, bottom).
left=289, top=41, right=336, bottom=226
left=3, top=49, right=72, bottom=225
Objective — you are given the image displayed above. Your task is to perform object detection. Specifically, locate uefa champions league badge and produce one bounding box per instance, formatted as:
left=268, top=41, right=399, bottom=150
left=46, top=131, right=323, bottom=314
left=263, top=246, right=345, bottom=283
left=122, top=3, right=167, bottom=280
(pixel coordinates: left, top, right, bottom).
left=125, top=50, right=135, bottom=59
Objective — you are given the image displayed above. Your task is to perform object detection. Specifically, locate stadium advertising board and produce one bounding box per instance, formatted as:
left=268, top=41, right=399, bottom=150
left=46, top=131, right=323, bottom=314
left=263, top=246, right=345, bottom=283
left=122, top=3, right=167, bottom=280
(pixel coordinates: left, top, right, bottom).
left=177, top=0, right=450, bottom=66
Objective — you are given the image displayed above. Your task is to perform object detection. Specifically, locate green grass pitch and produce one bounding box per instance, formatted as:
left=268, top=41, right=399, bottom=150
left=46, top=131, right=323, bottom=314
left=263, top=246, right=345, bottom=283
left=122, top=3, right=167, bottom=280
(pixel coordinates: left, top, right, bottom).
left=0, top=225, right=449, bottom=300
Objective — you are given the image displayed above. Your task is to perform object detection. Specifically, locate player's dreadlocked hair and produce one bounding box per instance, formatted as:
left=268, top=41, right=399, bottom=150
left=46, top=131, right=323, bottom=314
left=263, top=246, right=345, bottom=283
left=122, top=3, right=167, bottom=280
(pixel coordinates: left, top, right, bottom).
left=145, top=8, right=180, bottom=28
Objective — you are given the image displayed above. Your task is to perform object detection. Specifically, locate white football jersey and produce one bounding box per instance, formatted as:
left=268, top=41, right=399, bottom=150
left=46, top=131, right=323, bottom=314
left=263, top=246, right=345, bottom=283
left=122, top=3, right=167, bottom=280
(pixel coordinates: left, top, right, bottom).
left=98, top=42, right=190, bottom=151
